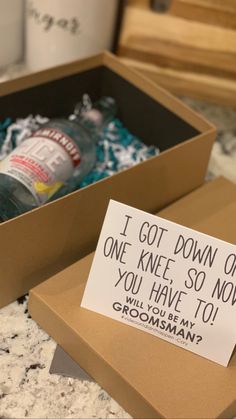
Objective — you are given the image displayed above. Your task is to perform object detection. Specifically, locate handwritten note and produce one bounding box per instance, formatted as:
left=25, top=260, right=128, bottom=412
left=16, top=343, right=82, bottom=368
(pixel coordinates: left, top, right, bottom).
left=81, top=200, right=236, bottom=366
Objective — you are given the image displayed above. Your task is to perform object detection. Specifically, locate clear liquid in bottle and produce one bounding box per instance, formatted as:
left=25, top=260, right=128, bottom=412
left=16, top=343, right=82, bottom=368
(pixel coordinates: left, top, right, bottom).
left=0, top=96, right=116, bottom=221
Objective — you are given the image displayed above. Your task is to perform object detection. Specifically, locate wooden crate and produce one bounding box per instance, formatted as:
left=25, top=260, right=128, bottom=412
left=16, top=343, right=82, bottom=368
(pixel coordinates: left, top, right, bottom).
left=117, top=0, right=236, bottom=106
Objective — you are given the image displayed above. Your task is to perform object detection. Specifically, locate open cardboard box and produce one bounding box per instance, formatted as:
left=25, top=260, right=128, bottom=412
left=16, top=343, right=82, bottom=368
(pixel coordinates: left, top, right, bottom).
left=0, top=52, right=215, bottom=308
left=29, top=177, right=236, bottom=419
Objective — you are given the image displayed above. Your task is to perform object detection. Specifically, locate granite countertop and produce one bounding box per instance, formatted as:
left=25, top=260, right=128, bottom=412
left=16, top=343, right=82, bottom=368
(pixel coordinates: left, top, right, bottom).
left=0, top=68, right=236, bottom=418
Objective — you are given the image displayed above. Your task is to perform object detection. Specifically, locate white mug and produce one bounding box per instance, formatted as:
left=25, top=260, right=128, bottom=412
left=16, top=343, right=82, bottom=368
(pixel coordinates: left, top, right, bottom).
left=26, top=0, right=119, bottom=72
left=0, top=0, right=23, bottom=69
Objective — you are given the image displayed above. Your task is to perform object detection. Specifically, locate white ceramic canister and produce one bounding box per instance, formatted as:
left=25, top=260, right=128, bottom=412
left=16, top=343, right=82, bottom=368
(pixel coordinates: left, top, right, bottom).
left=25, top=0, right=119, bottom=72
left=0, top=0, right=24, bottom=69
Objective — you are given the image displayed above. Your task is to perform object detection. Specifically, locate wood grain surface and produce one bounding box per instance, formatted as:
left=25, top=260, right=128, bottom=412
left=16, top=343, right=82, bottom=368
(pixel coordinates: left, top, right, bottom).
left=118, top=2, right=236, bottom=105
left=121, top=57, right=236, bottom=107
left=169, top=0, right=236, bottom=29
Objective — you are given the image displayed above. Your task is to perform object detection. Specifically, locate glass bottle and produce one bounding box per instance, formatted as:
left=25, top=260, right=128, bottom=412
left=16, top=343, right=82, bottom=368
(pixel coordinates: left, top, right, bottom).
left=0, top=96, right=116, bottom=221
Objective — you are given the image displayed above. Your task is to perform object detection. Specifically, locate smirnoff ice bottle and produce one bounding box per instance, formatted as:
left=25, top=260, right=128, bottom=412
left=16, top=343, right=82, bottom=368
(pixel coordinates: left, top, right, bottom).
left=0, top=97, right=116, bottom=221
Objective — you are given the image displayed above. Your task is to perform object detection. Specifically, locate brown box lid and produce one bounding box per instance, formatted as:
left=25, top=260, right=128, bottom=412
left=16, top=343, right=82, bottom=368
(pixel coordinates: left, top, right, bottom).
left=29, top=177, right=236, bottom=419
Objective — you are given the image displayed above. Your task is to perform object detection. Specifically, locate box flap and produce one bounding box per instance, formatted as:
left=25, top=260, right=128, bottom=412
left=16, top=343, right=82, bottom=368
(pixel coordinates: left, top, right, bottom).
left=29, top=177, right=236, bottom=419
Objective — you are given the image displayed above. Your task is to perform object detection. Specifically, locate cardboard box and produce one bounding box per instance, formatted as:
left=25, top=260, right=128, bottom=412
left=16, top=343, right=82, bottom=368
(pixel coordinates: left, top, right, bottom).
left=29, top=177, right=236, bottom=419
left=0, top=52, right=215, bottom=308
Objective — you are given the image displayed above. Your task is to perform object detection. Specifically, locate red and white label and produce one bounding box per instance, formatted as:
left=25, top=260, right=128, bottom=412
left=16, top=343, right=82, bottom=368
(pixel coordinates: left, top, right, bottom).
left=0, top=128, right=81, bottom=205
left=33, top=128, right=81, bottom=167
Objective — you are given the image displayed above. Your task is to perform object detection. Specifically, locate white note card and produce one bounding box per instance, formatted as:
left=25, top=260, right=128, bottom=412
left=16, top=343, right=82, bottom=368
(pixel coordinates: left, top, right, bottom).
left=81, top=200, right=236, bottom=366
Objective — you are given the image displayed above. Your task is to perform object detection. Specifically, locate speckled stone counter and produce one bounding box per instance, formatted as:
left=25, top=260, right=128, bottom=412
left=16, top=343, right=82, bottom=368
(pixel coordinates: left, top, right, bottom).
left=0, top=76, right=236, bottom=418
left=0, top=296, right=128, bottom=419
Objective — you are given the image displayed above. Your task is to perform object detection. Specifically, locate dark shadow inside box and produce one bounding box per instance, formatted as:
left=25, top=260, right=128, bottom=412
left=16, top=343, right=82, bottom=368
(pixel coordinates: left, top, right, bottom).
left=0, top=66, right=199, bottom=151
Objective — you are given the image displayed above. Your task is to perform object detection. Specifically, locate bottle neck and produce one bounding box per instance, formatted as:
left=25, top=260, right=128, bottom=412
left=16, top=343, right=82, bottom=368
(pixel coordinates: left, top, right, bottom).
left=73, top=96, right=117, bottom=141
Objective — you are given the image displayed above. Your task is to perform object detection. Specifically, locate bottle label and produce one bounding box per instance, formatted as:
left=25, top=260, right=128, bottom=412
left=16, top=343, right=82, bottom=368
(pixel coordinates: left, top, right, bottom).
left=0, top=128, right=81, bottom=205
